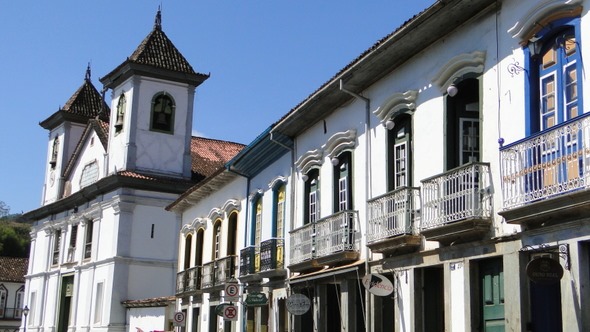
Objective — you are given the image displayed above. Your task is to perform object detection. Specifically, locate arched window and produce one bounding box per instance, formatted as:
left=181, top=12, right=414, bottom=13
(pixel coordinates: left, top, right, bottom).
left=254, top=197, right=262, bottom=247
left=525, top=16, right=584, bottom=187
left=184, top=234, right=192, bottom=270
left=195, top=228, right=204, bottom=267
left=0, top=285, right=6, bottom=317
left=14, top=286, right=24, bottom=317
left=227, top=212, right=238, bottom=256
left=150, top=92, right=175, bottom=133
left=273, top=183, right=286, bottom=238
left=50, top=136, right=59, bottom=168
left=304, top=168, right=320, bottom=224
left=527, top=21, right=582, bottom=133
left=388, top=113, right=412, bottom=191
left=212, top=220, right=222, bottom=260
left=446, top=77, right=480, bottom=169
left=115, top=93, right=126, bottom=133
left=333, top=151, right=352, bottom=212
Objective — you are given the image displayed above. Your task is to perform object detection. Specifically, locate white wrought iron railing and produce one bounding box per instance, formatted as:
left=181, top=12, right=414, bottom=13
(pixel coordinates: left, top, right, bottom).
left=289, top=223, right=315, bottom=265
left=500, top=114, right=590, bottom=209
left=421, top=162, right=492, bottom=230
left=289, top=210, right=360, bottom=265
left=367, top=187, right=421, bottom=244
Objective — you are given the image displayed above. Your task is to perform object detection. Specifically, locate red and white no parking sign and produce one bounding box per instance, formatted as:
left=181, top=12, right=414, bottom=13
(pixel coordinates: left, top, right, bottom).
left=223, top=305, right=238, bottom=321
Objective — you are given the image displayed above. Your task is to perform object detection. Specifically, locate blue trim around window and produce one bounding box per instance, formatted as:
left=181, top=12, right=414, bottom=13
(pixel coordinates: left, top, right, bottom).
left=250, top=194, right=262, bottom=245
left=525, top=16, right=583, bottom=136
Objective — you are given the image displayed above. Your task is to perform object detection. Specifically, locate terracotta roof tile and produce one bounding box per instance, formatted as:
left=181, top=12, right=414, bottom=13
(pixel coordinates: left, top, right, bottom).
left=0, top=257, right=28, bottom=283
left=117, top=170, right=194, bottom=186
left=129, top=25, right=196, bottom=75
left=190, top=137, right=245, bottom=180
left=61, top=77, right=110, bottom=121
left=121, top=296, right=175, bottom=308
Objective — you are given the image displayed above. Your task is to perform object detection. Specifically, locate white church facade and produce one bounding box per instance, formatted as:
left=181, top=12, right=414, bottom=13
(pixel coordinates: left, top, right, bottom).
left=22, top=11, right=243, bottom=332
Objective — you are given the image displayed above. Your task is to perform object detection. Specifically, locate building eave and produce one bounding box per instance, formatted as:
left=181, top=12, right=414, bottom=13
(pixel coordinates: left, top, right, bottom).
left=271, top=0, right=498, bottom=138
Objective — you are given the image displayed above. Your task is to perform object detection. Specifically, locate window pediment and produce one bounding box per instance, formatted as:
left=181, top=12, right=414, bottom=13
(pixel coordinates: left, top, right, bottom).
left=207, top=208, right=223, bottom=222
left=222, top=199, right=241, bottom=214
left=322, top=129, right=357, bottom=160
left=295, top=149, right=324, bottom=174
left=507, top=1, right=582, bottom=44
left=374, top=90, right=418, bottom=124
left=432, top=51, right=486, bottom=94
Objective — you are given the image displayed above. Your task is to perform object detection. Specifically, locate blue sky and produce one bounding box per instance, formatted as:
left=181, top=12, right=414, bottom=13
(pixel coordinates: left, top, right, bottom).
left=0, top=1, right=434, bottom=214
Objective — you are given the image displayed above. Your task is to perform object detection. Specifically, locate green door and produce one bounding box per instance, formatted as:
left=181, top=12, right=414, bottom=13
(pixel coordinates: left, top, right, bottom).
left=481, top=258, right=505, bottom=331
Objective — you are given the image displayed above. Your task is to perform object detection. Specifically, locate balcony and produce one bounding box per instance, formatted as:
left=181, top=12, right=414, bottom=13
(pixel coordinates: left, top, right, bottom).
left=201, top=256, right=237, bottom=292
left=176, top=266, right=202, bottom=296
left=259, top=238, right=286, bottom=279
left=420, top=162, right=493, bottom=245
left=0, top=307, right=22, bottom=320
left=289, top=210, right=360, bottom=273
left=500, top=114, right=590, bottom=228
left=239, top=245, right=261, bottom=283
left=239, top=238, right=287, bottom=282
left=367, top=187, right=422, bottom=255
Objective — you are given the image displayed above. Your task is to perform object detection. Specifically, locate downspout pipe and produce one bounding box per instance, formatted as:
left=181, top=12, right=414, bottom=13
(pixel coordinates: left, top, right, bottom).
left=339, top=79, right=371, bottom=331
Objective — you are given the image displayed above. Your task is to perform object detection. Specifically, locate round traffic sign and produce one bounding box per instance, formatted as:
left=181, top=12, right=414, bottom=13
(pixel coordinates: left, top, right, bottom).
left=224, top=305, right=238, bottom=320
left=225, top=283, right=239, bottom=297
left=173, top=311, right=185, bottom=325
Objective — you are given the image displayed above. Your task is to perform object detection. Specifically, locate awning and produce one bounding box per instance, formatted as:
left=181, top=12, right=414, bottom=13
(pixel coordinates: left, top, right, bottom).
left=288, top=260, right=365, bottom=285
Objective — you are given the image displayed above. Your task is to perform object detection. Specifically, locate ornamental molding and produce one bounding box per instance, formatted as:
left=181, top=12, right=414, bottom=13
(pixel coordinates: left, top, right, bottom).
left=222, top=199, right=241, bottom=214
left=268, top=176, right=288, bottom=190
left=248, top=189, right=264, bottom=202
left=507, top=0, right=582, bottom=44
left=180, top=224, right=194, bottom=235
left=432, top=51, right=486, bottom=94
left=207, top=208, right=224, bottom=222
left=374, top=90, right=418, bottom=123
left=191, top=217, right=208, bottom=231
left=295, top=149, right=323, bottom=174
left=322, top=129, right=357, bottom=160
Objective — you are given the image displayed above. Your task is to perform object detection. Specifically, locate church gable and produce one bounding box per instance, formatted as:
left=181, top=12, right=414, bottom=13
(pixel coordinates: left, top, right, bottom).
left=62, top=120, right=108, bottom=197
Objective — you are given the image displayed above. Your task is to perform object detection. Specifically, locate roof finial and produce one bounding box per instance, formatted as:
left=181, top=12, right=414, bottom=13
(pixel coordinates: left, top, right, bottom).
left=154, top=6, right=162, bottom=30
left=85, top=62, right=91, bottom=82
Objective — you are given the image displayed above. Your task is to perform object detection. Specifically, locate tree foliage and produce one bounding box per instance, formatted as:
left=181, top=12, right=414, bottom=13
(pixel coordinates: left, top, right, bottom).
left=0, top=200, right=30, bottom=257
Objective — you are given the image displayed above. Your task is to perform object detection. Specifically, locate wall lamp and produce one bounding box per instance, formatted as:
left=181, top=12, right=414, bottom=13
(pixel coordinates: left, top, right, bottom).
left=385, top=119, right=395, bottom=130
left=447, top=83, right=458, bottom=97
left=331, top=157, right=340, bottom=166
left=301, top=174, right=309, bottom=182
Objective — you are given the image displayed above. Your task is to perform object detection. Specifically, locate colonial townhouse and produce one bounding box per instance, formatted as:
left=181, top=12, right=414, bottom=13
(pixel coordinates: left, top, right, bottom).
left=0, top=257, right=27, bottom=330
left=21, top=11, right=242, bottom=332
left=264, top=0, right=590, bottom=331
left=170, top=127, right=291, bottom=332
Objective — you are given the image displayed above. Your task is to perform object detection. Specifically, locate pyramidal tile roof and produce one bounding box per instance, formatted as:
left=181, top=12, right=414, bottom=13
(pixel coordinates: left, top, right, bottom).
left=100, top=10, right=208, bottom=89
left=129, top=12, right=197, bottom=75
left=61, top=67, right=110, bottom=120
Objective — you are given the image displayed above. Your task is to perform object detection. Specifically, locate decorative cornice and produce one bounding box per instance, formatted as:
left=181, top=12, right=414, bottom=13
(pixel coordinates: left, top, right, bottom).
left=432, top=51, right=486, bottom=94
left=180, top=224, right=194, bottom=235
left=248, top=189, right=264, bottom=202
left=191, top=217, right=207, bottom=230
left=221, top=199, right=241, bottom=213
left=207, top=208, right=224, bottom=222
left=507, top=0, right=582, bottom=44
left=322, top=129, right=357, bottom=160
left=374, top=90, right=418, bottom=123
left=294, top=149, right=323, bottom=174
left=268, top=176, right=288, bottom=190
